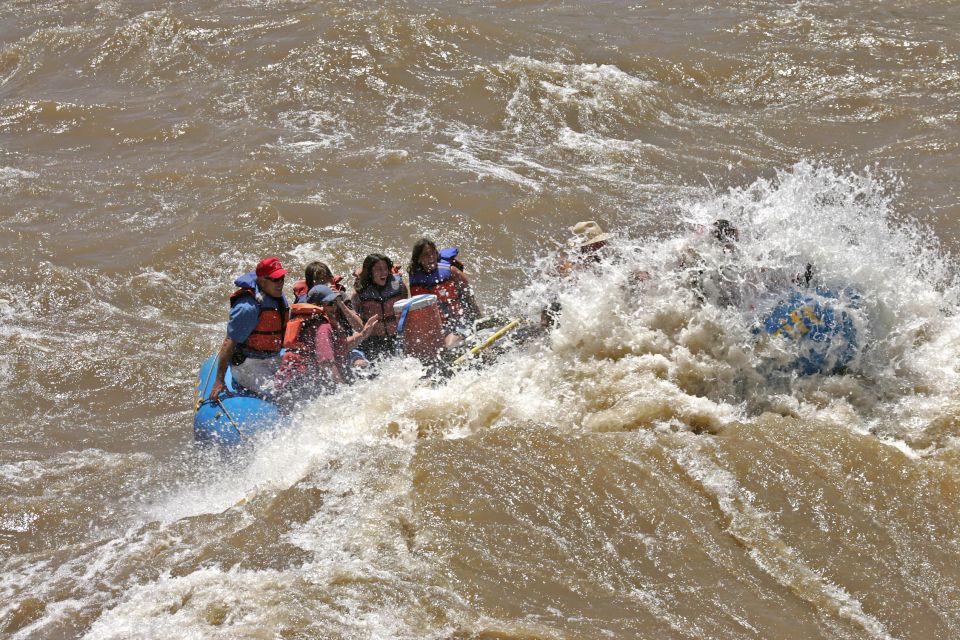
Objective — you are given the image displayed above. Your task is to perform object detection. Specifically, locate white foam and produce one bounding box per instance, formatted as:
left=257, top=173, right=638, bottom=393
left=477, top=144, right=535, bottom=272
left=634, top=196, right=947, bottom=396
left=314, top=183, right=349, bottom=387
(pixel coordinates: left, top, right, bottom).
left=0, top=166, right=37, bottom=188
left=434, top=124, right=545, bottom=191
left=9, top=161, right=959, bottom=638
left=271, top=108, right=356, bottom=153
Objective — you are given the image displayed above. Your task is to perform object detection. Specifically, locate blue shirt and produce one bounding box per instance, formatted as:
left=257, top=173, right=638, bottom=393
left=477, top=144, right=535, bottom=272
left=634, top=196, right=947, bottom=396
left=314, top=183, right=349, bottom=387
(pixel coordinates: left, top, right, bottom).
left=226, top=272, right=288, bottom=347
left=226, top=296, right=260, bottom=343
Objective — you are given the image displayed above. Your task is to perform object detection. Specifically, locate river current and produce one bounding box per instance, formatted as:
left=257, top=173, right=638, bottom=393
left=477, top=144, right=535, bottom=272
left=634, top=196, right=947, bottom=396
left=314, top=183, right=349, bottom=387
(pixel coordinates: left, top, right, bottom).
left=1, top=2, right=959, bottom=639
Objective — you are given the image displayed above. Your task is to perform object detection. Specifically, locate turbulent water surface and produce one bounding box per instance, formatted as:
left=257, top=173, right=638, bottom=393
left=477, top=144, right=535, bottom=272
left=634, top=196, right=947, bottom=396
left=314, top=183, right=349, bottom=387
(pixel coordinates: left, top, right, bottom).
left=2, top=1, right=960, bottom=638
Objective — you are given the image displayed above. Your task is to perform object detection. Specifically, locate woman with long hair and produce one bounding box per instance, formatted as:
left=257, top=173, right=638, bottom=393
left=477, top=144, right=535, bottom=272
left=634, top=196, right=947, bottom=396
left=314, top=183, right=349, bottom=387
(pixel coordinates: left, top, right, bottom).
left=407, top=238, right=481, bottom=348
left=349, top=253, right=408, bottom=360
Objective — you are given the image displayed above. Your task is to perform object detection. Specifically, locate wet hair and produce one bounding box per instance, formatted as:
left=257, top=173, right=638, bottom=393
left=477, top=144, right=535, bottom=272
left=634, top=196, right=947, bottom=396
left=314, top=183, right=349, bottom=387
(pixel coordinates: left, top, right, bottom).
left=409, top=238, right=438, bottom=275
left=355, top=253, right=393, bottom=292
left=713, top=219, right=738, bottom=243
left=304, top=261, right=333, bottom=290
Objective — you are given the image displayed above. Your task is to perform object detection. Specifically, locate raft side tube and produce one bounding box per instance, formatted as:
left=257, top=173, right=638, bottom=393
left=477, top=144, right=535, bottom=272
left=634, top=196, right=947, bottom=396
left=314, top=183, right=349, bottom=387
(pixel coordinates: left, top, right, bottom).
left=193, top=355, right=285, bottom=445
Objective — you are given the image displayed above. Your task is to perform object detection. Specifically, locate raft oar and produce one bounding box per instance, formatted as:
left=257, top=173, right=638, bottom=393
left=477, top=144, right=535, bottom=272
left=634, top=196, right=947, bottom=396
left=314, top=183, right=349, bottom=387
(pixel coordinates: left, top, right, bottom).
left=453, top=318, right=522, bottom=366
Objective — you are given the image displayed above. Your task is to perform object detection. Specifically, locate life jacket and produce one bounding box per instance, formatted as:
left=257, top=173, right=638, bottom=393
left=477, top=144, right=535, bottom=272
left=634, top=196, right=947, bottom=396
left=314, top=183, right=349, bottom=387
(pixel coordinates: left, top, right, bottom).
left=439, top=247, right=465, bottom=272
left=277, top=304, right=343, bottom=390
left=230, top=273, right=288, bottom=355
left=409, top=264, right=466, bottom=322
left=293, top=279, right=309, bottom=303
left=282, top=303, right=324, bottom=356
left=355, top=274, right=406, bottom=337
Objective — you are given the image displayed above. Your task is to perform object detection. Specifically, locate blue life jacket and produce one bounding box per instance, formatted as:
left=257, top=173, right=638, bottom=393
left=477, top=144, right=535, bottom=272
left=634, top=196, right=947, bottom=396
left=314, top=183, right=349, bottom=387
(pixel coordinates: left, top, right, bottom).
left=409, top=264, right=453, bottom=287
left=439, top=247, right=461, bottom=269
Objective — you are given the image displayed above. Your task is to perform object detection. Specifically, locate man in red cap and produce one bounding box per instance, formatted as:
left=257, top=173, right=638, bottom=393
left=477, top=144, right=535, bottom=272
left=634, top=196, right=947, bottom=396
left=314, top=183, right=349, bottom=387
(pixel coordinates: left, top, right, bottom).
left=209, top=257, right=290, bottom=399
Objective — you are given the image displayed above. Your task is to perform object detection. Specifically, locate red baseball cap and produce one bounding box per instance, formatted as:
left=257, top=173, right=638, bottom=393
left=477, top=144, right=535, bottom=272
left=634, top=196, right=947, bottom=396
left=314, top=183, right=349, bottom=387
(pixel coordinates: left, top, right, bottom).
left=255, top=257, right=287, bottom=279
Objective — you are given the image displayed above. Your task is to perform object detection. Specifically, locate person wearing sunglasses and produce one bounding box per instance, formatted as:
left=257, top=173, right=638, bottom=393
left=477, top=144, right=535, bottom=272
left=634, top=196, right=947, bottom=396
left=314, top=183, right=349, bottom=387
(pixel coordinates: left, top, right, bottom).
left=209, top=257, right=290, bottom=400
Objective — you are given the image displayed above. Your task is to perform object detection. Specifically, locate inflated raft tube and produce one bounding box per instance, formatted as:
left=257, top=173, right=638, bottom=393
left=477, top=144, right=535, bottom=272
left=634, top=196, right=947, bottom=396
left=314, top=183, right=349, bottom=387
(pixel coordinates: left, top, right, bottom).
left=193, top=355, right=285, bottom=445
left=760, top=287, right=859, bottom=375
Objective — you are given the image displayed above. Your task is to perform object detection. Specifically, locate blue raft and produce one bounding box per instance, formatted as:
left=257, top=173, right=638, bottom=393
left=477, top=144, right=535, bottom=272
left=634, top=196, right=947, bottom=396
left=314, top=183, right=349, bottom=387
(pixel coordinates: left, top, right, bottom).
left=760, top=287, right=859, bottom=375
left=194, top=355, right=286, bottom=445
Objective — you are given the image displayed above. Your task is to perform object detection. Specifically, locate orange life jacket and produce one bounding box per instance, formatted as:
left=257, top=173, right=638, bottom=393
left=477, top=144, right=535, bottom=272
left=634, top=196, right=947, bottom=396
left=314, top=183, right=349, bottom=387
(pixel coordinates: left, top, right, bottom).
left=230, top=287, right=288, bottom=354
left=282, top=303, right=324, bottom=354
left=409, top=266, right=466, bottom=322
left=277, top=303, right=343, bottom=386
left=355, top=274, right=406, bottom=337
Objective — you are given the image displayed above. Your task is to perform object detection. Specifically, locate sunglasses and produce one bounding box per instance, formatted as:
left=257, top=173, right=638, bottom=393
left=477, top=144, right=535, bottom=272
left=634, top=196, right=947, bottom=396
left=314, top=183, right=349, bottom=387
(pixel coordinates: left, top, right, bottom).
left=266, top=275, right=285, bottom=283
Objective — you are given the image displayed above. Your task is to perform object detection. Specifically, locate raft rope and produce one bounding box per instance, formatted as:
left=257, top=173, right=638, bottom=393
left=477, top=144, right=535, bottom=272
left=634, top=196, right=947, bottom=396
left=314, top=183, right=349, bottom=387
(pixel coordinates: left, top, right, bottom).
left=215, top=397, right=245, bottom=442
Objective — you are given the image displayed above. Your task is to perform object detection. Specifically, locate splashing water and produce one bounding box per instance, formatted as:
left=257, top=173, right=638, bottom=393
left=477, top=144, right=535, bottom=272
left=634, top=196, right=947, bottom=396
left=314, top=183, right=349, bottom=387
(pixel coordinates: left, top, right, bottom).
left=5, top=163, right=960, bottom=640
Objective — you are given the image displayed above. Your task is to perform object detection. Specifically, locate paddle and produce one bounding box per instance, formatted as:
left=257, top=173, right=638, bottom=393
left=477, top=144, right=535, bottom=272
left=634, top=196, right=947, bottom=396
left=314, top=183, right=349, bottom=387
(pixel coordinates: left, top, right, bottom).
left=452, top=318, right=523, bottom=366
